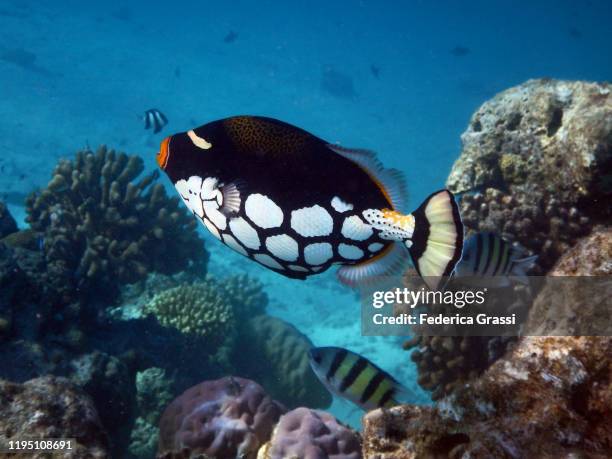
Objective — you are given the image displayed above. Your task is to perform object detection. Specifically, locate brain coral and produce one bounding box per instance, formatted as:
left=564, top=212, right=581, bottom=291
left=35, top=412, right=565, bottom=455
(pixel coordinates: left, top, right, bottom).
left=257, top=407, right=362, bottom=459
left=26, top=146, right=207, bottom=302
left=157, top=376, right=286, bottom=459
left=237, top=315, right=332, bottom=409
left=144, top=280, right=235, bottom=345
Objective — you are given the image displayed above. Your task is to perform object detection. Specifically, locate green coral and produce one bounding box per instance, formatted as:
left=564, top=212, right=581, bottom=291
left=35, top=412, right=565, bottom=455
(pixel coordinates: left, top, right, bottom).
left=144, top=280, right=235, bottom=344
left=25, top=146, right=208, bottom=303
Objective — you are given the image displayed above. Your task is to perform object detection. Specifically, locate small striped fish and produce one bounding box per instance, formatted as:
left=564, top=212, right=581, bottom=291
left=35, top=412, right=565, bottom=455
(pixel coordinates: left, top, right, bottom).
left=308, top=346, right=413, bottom=411
left=143, top=108, right=168, bottom=134
left=455, top=232, right=537, bottom=287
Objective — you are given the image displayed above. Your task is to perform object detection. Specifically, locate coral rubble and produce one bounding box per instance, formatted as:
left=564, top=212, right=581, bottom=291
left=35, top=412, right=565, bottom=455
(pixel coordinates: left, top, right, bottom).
left=447, top=79, right=611, bottom=271
left=258, top=407, right=362, bottom=459
left=0, top=376, right=110, bottom=458
left=25, top=146, right=208, bottom=303
left=157, top=376, right=286, bottom=459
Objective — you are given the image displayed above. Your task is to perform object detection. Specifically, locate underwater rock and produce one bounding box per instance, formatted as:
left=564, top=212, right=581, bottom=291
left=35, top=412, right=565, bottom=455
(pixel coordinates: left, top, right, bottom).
left=157, top=376, right=286, bottom=459
left=525, top=226, right=612, bottom=336
left=0, top=376, right=110, bottom=457
left=144, top=280, right=235, bottom=346
left=236, top=315, right=332, bottom=409
left=447, top=79, right=611, bottom=271
left=0, top=200, right=17, bottom=238
left=26, top=145, right=208, bottom=304
left=0, top=243, right=26, bottom=340
left=128, top=367, right=175, bottom=459
left=257, top=407, right=362, bottom=459
left=364, top=335, right=612, bottom=458
left=365, top=237, right=612, bottom=458
left=69, top=351, right=136, bottom=457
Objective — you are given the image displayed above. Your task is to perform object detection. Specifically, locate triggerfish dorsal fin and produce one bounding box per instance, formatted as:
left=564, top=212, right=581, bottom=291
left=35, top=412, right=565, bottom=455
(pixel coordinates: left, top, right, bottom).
left=409, top=189, right=463, bottom=290
left=337, top=241, right=409, bottom=287
left=327, top=144, right=407, bottom=211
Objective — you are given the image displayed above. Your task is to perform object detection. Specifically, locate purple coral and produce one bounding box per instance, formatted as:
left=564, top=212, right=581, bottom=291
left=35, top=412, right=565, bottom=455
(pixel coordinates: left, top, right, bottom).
left=157, top=376, right=285, bottom=459
left=259, top=407, right=362, bottom=459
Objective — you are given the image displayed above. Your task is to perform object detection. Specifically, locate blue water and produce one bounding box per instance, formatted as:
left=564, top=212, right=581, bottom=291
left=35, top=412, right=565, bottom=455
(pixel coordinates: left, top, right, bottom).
left=2, top=0, right=611, bottom=433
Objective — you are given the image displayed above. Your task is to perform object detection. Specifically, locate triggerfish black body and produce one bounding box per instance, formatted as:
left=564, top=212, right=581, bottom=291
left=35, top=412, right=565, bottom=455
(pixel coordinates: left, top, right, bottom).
left=157, top=116, right=463, bottom=289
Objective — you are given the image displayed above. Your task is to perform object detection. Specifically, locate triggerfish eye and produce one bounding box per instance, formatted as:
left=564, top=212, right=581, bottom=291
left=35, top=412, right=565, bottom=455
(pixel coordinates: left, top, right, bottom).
left=157, top=136, right=171, bottom=169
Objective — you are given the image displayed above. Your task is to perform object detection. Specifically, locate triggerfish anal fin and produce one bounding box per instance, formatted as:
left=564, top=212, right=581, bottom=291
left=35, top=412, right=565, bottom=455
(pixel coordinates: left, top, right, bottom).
left=327, top=144, right=407, bottom=211
left=409, top=189, right=463, bottom=290
left=337, top=241, right=409, bottom=287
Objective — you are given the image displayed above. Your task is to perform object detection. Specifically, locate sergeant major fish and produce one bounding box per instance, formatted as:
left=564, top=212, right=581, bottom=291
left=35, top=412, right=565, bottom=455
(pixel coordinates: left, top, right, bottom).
left=455, top=232, right=538, bottom=287
left=156, top=116, right=463, bottom=289
left=143, top=108, right=168, bottom=134
left=308, top=346, right=415, bottom=411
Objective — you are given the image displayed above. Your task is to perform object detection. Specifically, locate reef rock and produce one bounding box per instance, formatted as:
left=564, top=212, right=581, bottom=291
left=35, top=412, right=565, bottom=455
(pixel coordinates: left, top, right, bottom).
left=157, top=376, right=286, bottom=459
left=69, top=351, right=136, bottom=457
left=0, top=376, right=110, bottom=458
left=526, top=226, right=611, bottom=336
left=364, top=227, right=612, bottom=458
left=447, top=79, right=611, bottom=270
left=258, top=407, right=362, bottom=459
left=237, top=315, right=332, bottom=409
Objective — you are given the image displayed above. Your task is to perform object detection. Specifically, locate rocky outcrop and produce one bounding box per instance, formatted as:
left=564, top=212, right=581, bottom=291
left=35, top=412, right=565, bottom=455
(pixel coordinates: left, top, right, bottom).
left=363, top=228, right=612, bottom=458
left=447, top=79, right=611, bottom=271
left=0, top=201, right=18, bottom=238
left=0, top=376, right=110, bottom=458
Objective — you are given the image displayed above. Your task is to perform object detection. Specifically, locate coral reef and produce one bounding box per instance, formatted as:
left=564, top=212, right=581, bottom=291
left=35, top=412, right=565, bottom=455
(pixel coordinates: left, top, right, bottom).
left=447, top=79, right=611, bottom=271
left=364, top=229, right=612, bottom=458
left=128, top=367, right=175, bottom=459
left=526, top=226, right=611, bottom=336
left=0, top=376, right=110, bottom=458
left=237, top=315, right=332, bottom=409
left=25, top=145, right=208, bottom=303
left=69, top=351, right=136, bottom=457
left=257, top=407, right=362, bottom=459
left=219, top=273, right=269, bottom=317
left=143, top=280, right=235, bottom=345
left=0, top=200, right=17, bottom=238
left=157, top=376, right=286, bottom=459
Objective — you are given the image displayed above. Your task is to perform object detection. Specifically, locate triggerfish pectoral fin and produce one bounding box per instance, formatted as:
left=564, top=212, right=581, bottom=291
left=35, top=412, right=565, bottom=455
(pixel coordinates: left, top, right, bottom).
left=408, top=189, right=464, bottom=290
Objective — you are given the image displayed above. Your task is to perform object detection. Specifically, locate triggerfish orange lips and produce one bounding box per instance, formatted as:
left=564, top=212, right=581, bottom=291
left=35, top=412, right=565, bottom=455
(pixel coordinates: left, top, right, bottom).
left=157, top=136, right=171, bottom=170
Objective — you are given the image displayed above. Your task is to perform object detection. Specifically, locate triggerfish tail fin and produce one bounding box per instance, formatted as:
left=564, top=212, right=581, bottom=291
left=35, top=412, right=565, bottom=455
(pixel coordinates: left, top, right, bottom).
left=408, top=189, right=463, bottom=290
left=510, top=254, right=538, bottom=285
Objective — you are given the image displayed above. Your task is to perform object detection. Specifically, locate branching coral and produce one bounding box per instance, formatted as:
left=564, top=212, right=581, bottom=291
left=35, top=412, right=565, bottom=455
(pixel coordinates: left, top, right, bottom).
left=25, top=146, right=207, bottom=302
left=143, top=280, right=235, bottom=345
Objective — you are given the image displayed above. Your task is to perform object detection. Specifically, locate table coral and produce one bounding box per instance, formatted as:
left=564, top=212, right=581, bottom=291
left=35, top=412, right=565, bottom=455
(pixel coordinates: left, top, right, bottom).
left=144, top=280, right=235, bottom=345
left=157, top=376, right=286, bottom=459
left=25, top=145, right=208, bottom=303
left=257, top=407, right=362, bottom=459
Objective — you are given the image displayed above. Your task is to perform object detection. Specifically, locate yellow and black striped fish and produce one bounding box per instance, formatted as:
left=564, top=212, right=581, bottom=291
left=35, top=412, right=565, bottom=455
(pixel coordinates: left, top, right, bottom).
left=455, top=232, right=538, bottom=287
left=308, top=346, right=414, bottom=411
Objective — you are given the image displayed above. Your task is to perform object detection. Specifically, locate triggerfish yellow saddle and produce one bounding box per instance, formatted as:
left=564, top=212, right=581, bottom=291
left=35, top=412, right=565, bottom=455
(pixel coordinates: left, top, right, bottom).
left=157, top=116, right=463, bottom=290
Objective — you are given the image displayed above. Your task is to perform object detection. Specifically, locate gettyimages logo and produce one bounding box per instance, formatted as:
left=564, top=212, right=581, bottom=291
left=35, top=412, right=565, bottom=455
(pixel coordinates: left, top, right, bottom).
left=360, top=275, right=612, bottom=337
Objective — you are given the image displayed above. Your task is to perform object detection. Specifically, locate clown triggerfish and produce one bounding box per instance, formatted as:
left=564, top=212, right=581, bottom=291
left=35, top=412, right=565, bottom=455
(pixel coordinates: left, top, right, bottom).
left=157, top=116, right=463, bottom=289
